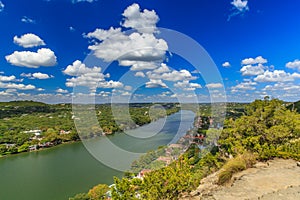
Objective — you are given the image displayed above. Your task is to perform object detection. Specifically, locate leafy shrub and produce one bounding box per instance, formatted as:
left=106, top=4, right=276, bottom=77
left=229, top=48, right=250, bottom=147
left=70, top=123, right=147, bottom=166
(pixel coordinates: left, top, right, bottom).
left=217, top=153, right=256, bottom=185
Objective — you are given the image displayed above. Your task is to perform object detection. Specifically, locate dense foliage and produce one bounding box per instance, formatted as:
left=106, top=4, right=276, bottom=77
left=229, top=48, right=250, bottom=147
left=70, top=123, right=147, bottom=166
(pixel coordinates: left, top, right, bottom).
left=0, top=102, right=179, bottom=156
left=70, top=98, right=300, bottom=200
left=219, top=97, right=300, bottom=160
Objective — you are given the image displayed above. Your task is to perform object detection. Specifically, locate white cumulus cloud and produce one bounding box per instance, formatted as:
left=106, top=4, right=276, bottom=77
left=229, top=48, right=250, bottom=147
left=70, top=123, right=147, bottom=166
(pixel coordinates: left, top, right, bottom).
left=134, top=71, right=145, bottom=77
left=86, top=29, right=168, bottom=69
left=63, top=60, right=102, bottom=76
left=206, top=83, right=223, bottom=89
left=228, top=0, right=249, bottom=21
left=56, top=88, right=68, bottom=93
left=63, top=60, right=123, bottom=92
left=85, top=3, right=168, bottom=71
left=145, top=79, right=167, bottom=88
left=32, top=72, right=52, bottom=79
left=222, top=62, right=231, bottom=67
left=231, top=80, right=257, bottom=92
left=240, top=64, right=265, bottom=76
left=152, top=63, right=171, bottom=73
left=0, top=75, right=16, bottom=82
left=6, top=48, right=57, bottom=68
left=286, top=59, right=300, bottom=71
left=231, top=0, right=249, bottom=12
left=254, top=70, right=300, bottom=82
left=241, top=56, right=267, bottom=65
left=0, top=82, right=36, bottom=90
left=121, top=3, right=159, bottom=34
left=174, top=80, right=201, bottom=91
left=146, top=69, right=196, bottom=82
left=13, top=33, right=45, bottom=48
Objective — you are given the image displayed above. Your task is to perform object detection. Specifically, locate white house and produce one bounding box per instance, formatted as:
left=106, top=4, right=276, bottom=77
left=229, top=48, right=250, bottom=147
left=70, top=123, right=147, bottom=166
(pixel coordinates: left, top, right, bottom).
left=24, top=130, right=41, bottom=136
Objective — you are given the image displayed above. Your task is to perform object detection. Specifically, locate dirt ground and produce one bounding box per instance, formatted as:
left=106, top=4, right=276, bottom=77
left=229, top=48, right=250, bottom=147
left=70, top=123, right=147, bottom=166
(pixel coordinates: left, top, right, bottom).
left=181, top=158, right=300, bottom=200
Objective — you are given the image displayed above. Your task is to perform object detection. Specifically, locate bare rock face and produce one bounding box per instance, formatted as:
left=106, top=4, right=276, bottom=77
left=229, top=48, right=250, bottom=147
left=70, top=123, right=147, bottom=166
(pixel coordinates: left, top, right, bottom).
left=181, top=159, right=300, bottom=200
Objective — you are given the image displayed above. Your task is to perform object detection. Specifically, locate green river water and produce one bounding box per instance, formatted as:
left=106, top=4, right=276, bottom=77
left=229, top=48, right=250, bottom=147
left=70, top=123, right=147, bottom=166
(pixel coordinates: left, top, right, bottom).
left=0, top=110, right=195, bottom=200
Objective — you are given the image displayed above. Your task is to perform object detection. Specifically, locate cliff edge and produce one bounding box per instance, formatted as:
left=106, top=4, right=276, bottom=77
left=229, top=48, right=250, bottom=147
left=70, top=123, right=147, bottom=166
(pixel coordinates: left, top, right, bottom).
left=181, top=158, right=300, bottom=200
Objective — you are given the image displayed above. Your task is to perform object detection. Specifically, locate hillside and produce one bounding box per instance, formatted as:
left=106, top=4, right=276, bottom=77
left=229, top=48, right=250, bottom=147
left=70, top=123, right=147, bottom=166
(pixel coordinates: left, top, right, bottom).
left=182, top=158, right=300, bottom=200
left=287, top=100, right=300, bottom=113
left=0, top=100, right=55, bottom=119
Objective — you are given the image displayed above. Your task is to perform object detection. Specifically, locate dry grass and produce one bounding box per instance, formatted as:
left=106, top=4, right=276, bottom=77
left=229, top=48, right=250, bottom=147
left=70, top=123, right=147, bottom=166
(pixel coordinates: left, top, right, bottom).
left=218, top=152, right=256, bottom=185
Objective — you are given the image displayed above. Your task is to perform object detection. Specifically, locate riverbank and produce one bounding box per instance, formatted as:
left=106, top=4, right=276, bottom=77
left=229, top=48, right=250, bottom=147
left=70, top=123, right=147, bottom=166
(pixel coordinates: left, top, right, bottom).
left=0, top=110, right=194, bottom=200
left=0, top=139, right=81, bottom=159
left=182, top=158, right=300, bottom=200
left=0, top=107, right=180, bottom=158
left=0, top=102, right=180, bottom=158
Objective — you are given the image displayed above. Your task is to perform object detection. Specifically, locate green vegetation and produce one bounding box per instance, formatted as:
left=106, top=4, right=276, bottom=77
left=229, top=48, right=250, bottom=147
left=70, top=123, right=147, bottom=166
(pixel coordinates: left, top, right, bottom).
left=287, top=99, right=300, bottom=113
left=217, top=152, right=256, bottom=185
left=0, top=101, right=179, bottom=156
left=70, top=97, right=300, bottom=200
left=219, top=97, right=300, bottom=161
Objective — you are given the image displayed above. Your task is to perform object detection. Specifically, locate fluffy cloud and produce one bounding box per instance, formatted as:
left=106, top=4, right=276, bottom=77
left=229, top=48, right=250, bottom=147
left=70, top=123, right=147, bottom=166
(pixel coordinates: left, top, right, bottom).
left=0, top=82, right=35, bottom=90
left=206, top=83, right=223, bottom=89
left=254, top=70, right=300, bottom=82
left=32, top=72, right=52, bottom=79
left=0, top=75, right=16, bottom=82
left=231, top=80, right=257, bottom=92
left=222, top=62, right=231, bottom=67
left=14, top=33, right=45, bottom=48
left=286, top=59, right=300, bottom=71
left=228, top=0, right=249, bottom=21
left=263, top=83, right=288, bottom=91
left=153, top=63, right=171, bottom=73
left=20, top=73, right=32, bottom=78
left=87, top=29, right=168, bottom=68
left=20, top=72, right=52, bottom=80
left=231, top=0, right=249, bottom=12
left=125, top=61, right=160, bottom=71
left=63, top=60, right=102, bottom=76
left=145, top=79, right=167, bottom=88
left=240, top=64, right=265, bottom=76
left=21, top=16, right=35, bottom=24
left=262, top=82, right=300, bottom=100
left=0, top=91, right=13, bottom=96
left=242, top=56, right=268, bottom=65
left=0, top=72, right=36, bottom=92
left=121, top=3, right=159, bottom=34
left=85, top=3, right=168, bottom=71
left=146, top=69, right=196, bottom=82
left=6, top=48, right=57, bottom=68
left=64, top=60, right=123, bottom=91
left=134, top=71, right=145, bottom=77
left=241, top=56, right=267, bottom=65
left=56, top=88, right=68, bottom=93
left=174, top=80, right=201, bottom=91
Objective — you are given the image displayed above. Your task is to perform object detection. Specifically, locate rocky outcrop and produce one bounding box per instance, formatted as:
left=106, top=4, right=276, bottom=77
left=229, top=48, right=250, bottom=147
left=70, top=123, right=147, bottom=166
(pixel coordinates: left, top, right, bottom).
left=181, top=159, right=300, bottom=200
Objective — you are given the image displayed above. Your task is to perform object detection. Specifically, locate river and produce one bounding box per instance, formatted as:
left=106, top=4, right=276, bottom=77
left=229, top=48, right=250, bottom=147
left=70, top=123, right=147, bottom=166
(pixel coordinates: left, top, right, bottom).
left=0, top=110, right=195, bottom=200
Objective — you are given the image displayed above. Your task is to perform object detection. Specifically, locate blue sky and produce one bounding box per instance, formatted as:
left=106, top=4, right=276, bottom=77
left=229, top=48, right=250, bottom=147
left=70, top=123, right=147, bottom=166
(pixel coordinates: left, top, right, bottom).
left=0, top=0, right=300, bottom=103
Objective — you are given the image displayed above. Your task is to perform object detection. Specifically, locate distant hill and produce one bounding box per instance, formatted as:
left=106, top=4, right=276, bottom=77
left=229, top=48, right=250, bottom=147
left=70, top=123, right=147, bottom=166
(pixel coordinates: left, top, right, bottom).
left=287, top=100, right=300, bottom=113
left=0, top=100, right=55, bottom=119
left=0, top=100, right=47, bottom=107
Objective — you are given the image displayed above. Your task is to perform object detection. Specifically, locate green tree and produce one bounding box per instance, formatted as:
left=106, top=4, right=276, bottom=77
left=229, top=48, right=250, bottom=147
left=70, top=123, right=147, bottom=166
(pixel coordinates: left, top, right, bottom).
left=87, top=184, right=109, bottom=200
left=69, top=193, right=89, bottom=200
